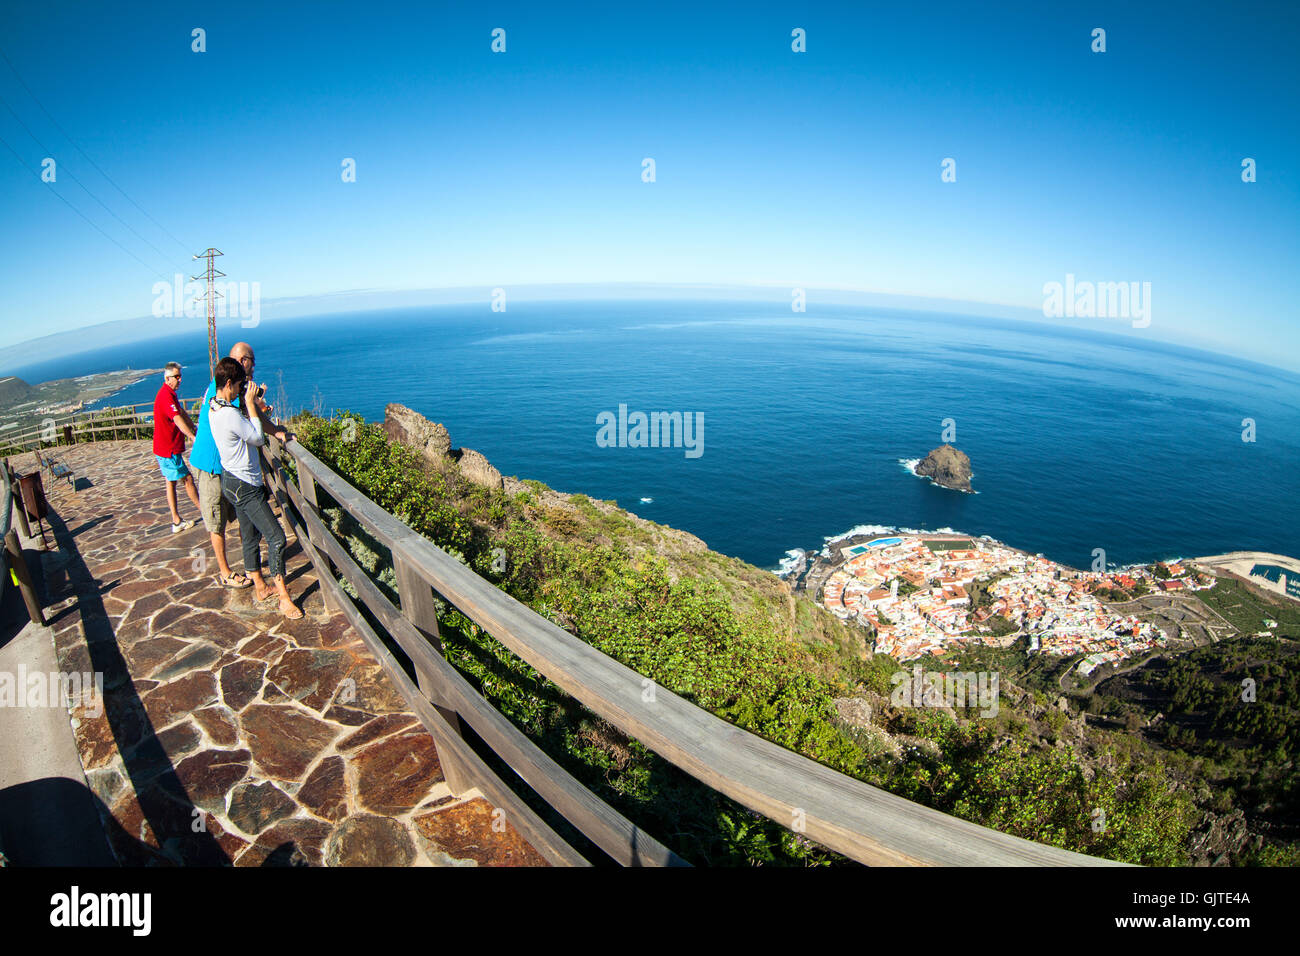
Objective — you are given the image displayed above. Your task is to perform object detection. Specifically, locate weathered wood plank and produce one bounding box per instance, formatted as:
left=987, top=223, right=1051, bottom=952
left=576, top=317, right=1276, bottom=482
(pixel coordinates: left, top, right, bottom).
left=4, top=529, right=44, bottom=625
left=392, top=553, right=475, bottom=796
left=289, top=493, right=685, bottom=866
left=295, top=470, right=339, bottom=615
left=263, top=440, right=480, bottom=800
left=5, top=461, right=31, bottom=540
left=0, top=460, right=11, bottom=606
left=306, top=547, right=589, bottom=867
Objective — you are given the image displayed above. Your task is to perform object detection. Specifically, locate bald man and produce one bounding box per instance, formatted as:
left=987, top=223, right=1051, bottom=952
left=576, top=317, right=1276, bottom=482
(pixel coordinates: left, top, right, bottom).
left=189, top=342, right=290, bottom=587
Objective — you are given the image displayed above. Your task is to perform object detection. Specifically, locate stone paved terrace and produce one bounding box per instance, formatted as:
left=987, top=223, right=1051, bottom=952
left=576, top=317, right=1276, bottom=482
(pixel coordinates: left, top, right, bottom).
left=7, top=439, right=547, bottom=867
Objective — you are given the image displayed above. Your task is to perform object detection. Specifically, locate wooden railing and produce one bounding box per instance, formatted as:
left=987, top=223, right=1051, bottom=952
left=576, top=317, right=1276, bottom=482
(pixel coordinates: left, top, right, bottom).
left=257, top=433, right=1126, bottom=868
left=1, top=457, right=43, bottom=624
left=0, top=399, right=204, bottom=455
left=0, top=457, right=11, bottom=606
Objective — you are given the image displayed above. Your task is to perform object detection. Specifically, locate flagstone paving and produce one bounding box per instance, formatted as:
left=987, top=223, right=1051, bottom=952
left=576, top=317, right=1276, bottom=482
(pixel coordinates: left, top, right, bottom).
left=10, top=440, right=547, bottom=867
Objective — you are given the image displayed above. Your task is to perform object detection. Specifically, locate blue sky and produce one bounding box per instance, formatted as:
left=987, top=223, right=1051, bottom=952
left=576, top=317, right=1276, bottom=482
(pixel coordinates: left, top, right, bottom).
left=0, top=0, right=1297, bottom=367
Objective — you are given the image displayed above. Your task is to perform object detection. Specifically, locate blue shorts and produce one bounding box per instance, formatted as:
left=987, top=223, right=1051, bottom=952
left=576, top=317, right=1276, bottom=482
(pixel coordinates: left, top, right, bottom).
left=156, top=453, right=190, bottom=482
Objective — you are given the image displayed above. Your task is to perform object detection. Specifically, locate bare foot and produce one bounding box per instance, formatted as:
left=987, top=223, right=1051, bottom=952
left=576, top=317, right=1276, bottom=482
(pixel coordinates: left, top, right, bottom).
left=279, top=597, right=303, bottom=620
left=254, top=583, right=274, bottom=602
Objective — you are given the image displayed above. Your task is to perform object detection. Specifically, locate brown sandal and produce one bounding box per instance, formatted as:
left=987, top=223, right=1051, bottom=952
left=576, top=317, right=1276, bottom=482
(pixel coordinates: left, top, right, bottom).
left=219, top=572, right=252, bottom=589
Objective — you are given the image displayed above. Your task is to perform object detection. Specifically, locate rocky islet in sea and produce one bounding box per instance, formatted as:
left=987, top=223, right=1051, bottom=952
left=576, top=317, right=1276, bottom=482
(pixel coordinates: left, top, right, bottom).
left=915, top=444, right=973, bottom=493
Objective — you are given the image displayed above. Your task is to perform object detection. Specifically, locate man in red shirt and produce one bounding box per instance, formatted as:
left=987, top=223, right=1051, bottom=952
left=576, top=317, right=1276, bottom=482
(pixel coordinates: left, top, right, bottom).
left=153, top=362, right=202, bottom=533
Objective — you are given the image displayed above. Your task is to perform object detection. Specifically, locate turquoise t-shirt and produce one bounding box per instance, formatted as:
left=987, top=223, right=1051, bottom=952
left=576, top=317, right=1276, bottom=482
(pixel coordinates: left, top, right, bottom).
left=189, top=379, right=241, bottom=474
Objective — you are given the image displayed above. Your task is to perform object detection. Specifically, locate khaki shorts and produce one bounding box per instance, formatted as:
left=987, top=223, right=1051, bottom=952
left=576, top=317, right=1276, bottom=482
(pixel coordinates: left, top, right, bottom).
left=195, top=466, right=234, bottom=534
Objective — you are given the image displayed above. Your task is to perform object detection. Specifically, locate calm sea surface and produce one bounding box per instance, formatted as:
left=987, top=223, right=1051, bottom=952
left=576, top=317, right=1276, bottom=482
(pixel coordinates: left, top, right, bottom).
left=8, top=301, right=1298, bottom=570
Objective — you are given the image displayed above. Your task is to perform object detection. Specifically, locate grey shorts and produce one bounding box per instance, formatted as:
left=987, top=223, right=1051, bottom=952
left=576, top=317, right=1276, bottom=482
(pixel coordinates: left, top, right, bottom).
left=195, top=466, right=234, bottom=534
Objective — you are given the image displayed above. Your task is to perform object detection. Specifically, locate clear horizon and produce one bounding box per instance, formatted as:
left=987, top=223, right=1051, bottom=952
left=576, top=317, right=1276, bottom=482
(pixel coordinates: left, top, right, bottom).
left=6, top=292, right=1300, bottom=387
left=1, top=2, right=1297, bottom=370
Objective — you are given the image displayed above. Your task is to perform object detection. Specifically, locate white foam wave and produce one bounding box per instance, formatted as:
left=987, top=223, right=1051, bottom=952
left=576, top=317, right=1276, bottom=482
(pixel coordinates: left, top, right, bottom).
left=468, top=328, right=598, bottom=347
left=898, top=456, right=978, bottom=493
left=775, top=548, right=806, bottom=578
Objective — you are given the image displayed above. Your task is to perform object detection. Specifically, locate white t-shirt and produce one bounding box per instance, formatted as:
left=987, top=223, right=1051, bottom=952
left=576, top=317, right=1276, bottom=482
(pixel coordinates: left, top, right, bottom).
left=209, top=399, right=265, bottom=486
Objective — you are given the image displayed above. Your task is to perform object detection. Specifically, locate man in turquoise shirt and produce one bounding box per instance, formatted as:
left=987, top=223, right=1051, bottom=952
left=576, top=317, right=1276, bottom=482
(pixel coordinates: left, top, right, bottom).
left=191, top=341, right=288, bottom=586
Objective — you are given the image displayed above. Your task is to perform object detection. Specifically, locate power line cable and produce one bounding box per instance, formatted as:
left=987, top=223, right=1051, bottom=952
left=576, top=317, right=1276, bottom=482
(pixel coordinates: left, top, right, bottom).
left=0, top=129, right=172, bottom=281
left=0, top=42, right=193, bottom=255
left=0, top=91, right=185, bottom=275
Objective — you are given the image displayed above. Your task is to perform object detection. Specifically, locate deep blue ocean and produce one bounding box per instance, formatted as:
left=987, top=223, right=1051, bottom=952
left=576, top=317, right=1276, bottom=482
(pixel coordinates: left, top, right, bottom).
left=6, top=301, right=1298, bottom=571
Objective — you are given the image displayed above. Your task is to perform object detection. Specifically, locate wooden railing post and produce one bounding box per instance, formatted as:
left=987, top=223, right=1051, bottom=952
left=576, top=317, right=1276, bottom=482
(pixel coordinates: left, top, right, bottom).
left=6, top=463, right=31, bottom=541
left=393, top=555, right=475, bottom=795
left=276, top=438, right=467, bottom=793
left=297, top=471, right=340, bottom=616
left=13, top=488, right=31, bottom=540
left=4, top=529, right=45, bottom=625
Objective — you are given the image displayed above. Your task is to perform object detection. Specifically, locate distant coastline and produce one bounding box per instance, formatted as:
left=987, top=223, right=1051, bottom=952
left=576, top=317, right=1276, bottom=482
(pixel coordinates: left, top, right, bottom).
left=85, top=367, right=166, bottom=411
left=0, top=366, right=162, bottom=439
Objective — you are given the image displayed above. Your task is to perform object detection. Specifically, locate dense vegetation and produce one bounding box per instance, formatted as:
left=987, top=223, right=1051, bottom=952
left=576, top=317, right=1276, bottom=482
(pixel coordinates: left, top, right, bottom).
left=867, top=710, right=1195, bottom=865
left=942, top=623, right=1300, bottom=864
left=290, top=411, right=1203, bottom=865
left=1096, top=638, right=1300, bottom=860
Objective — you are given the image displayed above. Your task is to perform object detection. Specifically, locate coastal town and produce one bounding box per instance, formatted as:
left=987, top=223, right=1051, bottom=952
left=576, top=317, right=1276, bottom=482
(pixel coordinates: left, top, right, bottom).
left=785, top=532, right=1218, bottom=668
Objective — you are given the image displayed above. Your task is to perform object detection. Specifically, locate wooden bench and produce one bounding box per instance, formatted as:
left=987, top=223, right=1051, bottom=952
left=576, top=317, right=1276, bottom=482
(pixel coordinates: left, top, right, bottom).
left=34, top=448, right=76, bottom=494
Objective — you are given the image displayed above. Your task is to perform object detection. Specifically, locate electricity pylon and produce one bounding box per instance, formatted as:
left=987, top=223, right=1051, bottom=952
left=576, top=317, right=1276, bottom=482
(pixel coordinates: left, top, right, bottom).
left=191, top=248, right=224, bottom=377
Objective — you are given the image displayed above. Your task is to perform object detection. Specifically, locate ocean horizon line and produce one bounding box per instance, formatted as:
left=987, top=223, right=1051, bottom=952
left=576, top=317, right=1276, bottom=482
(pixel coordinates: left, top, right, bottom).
left=4, top=293, right=1298, bottom=385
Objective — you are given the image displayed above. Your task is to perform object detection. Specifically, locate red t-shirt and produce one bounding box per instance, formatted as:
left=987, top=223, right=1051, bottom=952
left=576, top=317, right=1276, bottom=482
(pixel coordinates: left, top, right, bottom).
left=153, top=383, right=186, bottom=457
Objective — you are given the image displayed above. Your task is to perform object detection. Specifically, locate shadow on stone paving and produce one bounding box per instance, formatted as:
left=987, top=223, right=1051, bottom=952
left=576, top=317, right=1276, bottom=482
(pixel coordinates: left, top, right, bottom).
left=0, top=777, right=311, bottom=867
left=44, top=509, right=231, bottom=866
left=65, top=513, right=111, bottom=540
left=1, top=541, right=45, bottom=653
left=0, top=777, right=123, bottom=865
